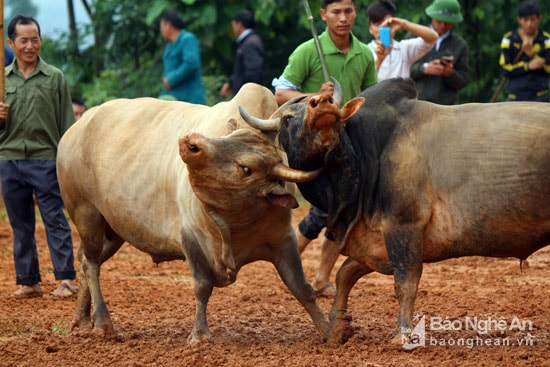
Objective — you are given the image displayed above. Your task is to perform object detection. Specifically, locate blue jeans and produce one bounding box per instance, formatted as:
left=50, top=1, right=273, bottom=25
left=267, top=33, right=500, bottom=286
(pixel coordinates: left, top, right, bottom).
left=298, top=206, right=335, bottom=241
left=0, top=160, right=76, bottom=285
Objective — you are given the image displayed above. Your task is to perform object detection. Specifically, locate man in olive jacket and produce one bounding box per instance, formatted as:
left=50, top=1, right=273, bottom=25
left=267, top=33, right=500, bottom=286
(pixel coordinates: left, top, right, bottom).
left=0, top=15, right=78, bottom=299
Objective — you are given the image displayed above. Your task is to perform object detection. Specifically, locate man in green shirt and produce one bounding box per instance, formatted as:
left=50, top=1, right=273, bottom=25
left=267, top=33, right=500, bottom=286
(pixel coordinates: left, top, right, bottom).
left=0, top=15, right=78, bottom=299
left=274, top=0, right=377, bottom=105
left=272, top=0, right=377, bottom=297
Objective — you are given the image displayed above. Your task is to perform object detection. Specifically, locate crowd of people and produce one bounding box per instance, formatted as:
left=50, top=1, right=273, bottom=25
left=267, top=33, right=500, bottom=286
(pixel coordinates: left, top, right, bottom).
left=0, top=0, right=547, bottom=299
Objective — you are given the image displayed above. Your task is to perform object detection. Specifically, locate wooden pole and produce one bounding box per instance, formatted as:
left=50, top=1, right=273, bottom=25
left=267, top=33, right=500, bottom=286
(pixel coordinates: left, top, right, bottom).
left=489, top=77, right=507, bottom=103
left=302, top=0, right=329, bottom=83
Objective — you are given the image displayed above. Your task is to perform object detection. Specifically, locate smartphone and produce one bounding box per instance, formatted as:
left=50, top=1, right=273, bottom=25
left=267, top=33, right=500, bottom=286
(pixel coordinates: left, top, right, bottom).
left=440, top=55, right=454, bottom=64
left=379, top=27, right=391, bottom=48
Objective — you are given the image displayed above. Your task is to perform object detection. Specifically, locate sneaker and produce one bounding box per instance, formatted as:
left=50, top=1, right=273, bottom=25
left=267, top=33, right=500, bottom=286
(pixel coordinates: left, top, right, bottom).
left=10, top=284, right=43, bottom=299
left=49, top=280, right=78, bottom=298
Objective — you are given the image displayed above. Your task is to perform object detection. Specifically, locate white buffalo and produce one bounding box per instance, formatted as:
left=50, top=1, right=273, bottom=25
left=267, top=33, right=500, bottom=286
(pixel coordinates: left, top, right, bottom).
left=57, top=84, right=330, bottom=344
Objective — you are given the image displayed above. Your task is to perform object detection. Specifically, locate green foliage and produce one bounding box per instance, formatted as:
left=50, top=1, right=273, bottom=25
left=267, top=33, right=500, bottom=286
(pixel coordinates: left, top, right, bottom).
left=31, top=0, right=550, bottom=107
left=5, top=0, right=38, bottom=21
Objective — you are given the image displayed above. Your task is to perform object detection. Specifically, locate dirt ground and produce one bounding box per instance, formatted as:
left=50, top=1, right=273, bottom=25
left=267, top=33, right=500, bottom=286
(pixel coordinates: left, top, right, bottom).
left=0, top=205, right=548, bottom=367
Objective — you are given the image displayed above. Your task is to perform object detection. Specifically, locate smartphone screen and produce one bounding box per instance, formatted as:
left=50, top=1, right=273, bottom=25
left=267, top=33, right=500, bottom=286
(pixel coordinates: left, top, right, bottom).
left=379, top=27, right=391, bottom=48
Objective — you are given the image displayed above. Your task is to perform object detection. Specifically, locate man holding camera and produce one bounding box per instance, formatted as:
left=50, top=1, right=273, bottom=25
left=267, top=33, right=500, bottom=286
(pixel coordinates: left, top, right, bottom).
left=409, top=0, right=469, bottom=105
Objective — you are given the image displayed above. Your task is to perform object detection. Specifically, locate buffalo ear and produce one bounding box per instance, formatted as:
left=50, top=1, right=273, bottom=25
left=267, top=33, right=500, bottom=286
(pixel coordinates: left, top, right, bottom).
left=341, top=97, right=365, bottom=123
left=226, top=118, right=238, bottom=134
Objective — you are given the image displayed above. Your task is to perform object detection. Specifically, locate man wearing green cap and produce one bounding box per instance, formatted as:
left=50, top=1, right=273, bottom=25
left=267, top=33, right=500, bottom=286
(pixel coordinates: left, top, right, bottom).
left=409, top=0, right=469, bottom=105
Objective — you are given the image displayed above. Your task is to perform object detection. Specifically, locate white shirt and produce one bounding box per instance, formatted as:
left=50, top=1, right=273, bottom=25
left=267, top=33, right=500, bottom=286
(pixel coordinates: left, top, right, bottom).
left=236, top=28, right=253, bottom=44
left=434, top=29, right=451, bottom=51
left=368, top=37, right=435, bottom=81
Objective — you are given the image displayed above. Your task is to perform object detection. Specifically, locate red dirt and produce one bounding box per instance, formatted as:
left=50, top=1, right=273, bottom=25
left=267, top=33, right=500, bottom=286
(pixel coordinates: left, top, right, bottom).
left=0, top=206, right=548, bottom=366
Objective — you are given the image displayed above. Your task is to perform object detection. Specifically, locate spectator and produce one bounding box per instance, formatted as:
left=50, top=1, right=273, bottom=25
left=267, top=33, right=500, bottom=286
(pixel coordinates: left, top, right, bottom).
left=272, top=0, right=377, bottom=297
left=499, top=0, right=549, bottom=102
left=159, top=11, right=206, bottom=104
left=5, top=46, right=14, bottom=66
left=72, top=98, right=86, bottom=120
left=366, top=0, right=438, bottom=80
left=0, top=15, right=78, bottom=299
left=219, top=9, right=264, bottom=97
left=409, top=0, right=469, bottom=105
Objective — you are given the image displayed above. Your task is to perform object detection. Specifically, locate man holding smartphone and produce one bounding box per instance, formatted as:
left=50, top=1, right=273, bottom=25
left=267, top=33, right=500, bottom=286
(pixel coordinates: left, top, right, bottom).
left=409, top=0, right=469, bottom=105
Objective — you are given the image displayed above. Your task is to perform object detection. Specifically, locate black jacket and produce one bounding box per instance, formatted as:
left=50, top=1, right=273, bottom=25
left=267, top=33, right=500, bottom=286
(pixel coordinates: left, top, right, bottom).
left=499, top=28, right=550, bottom=101
left=410, top=32, right=469, bottom=105
left=229, top=31, right=264, bottom=94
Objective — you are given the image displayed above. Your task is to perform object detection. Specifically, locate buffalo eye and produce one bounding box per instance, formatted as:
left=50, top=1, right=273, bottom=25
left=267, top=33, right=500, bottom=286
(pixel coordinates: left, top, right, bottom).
left=240, top=165, right=251, bottom=176
left=282, top=115, right=290, bottom=128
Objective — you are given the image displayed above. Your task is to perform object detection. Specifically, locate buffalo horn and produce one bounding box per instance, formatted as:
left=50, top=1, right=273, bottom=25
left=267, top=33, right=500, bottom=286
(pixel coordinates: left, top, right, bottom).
left=239, top=106, right=280, bottom=132
left=269, top=95, right=309, bottom=119
left=239, top=95, right=308, bottom=131
left=271, top=163, right=323, bottom=183
left=331, top=76, right=342, bottom=106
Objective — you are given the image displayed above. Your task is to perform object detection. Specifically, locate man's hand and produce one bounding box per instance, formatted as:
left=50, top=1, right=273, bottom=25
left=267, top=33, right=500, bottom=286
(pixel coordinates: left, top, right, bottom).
left=528, top=56, right=545, bottom=70
left=219, top=82, right=232, bottom=97
left=374, top=40, right=392, bottom=70
left=424, top=59, right=454, bottom=77
left=0, top=103, right=10, bottom=127
left=318, top=81, right=334, bottom=96
left=163, top=77, right=171, bottom=91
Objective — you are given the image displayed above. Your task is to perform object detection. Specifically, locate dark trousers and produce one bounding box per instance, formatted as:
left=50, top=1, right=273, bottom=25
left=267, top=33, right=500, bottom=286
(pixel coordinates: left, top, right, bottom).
left=0, top=160, right=75, bottom=285
left=298, top=205, right=335, bottom=241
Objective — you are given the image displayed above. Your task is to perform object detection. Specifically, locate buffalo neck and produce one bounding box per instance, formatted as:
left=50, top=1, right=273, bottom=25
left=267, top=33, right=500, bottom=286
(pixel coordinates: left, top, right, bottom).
left=298, top=130, right=362, bottom=244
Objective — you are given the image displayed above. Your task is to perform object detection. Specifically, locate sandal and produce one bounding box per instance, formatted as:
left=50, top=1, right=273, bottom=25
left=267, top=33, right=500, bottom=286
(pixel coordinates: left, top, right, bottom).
left=314, top=282, right=336, bottom=298
left=9, top=284, right=43, bottom=299
left=49, top=282, right=78, bottom=298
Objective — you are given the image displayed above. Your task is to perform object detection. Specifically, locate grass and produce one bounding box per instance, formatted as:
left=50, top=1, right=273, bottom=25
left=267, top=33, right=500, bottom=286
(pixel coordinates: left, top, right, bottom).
left=52, top=319, right=70, bottom=335
left=0, top=197, right=7, bottom=222
left=16, top=324, right=35, bottom=338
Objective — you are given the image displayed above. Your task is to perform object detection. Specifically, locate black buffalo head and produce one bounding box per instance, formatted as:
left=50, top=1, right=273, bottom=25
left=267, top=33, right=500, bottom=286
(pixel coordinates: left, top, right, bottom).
left=239, top=90, right=364, bottom=172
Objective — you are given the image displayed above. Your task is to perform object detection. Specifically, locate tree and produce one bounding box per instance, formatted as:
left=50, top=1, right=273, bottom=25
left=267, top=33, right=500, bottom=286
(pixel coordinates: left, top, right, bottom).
left=5, top=0, right=38, bottom=21
left=34, top=0, right=550, bottom=106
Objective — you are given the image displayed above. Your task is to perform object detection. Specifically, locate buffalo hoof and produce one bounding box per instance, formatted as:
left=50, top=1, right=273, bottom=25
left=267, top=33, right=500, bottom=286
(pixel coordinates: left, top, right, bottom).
left=391, top=333, right=404, bottom=345
left=70, top=315, right=91, bottom=331
left=187, top=330, right=211, bottom=346
left=391, top=328, right=415, bottom=349
left=90, top=317, right=116, bottom=337
left=331, top=313, right=353, bottom=344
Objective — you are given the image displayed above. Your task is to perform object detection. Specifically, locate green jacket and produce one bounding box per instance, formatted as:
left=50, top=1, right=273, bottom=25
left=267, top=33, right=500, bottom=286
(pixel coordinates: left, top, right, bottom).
left=0, top=57, right=75, bottom=160
left=282, top=30, right=377, bottom=104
